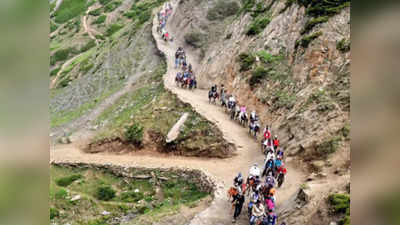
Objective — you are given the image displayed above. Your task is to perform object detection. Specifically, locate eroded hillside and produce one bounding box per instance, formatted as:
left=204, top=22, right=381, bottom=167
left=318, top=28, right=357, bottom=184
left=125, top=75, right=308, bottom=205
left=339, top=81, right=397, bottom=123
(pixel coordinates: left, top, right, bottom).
left=49, top=0, right=233, bottom=158
left=167, top=0, right=350, bottom=223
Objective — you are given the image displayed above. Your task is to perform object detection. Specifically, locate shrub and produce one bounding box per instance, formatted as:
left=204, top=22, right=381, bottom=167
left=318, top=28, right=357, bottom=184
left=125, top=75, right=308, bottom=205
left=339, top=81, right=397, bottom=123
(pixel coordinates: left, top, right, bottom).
left=93, top=15, right=107, bottom=25
left=50, top=68, right=60, bottom=77
left=273, top=90, right=296, bottom=110
left=50, top=208, right=59, bottom=219
left=95, top=34, right=106, bottom=40
left=88, top=7, right=102, bottom=16
left=55, top=188, right=68, bottom=199
left=58, top=77, right=72, bottom=88
left=99, top=0, right=112, bottom=5
left=246, top=16, right=270, bottom=35
left=184, top=32, right=206, bottom=48
left=340, top=124, right=350, bottom=139
left=238, top=52, right=255, bottom=71
left=317, top=136, right=341, bottom=157
left=50, top=21, right=58, bottom=33
left=54, top=0, right=87, bottom=24
left=124, top=123, right=143, bottom=146
left=240, top=0, right=256, bottom=14
left=249, top=66, right=269, bottom=87
left=329, top=193, right=350, bottom=214
left=138, top=10, right=152, bottom=24
left=106, top=24, right=124, bottom=36
left=96, top=185, right=116, bottom=201
left=104, top=1, right=122, bottom=13
left=207, top=0, right=239, bottom=21
left=79, top=58, right=94, bottom=74
left=120, top=191, right=144, bottom=202
left=295, top=31, right=322, bottom=48
left=53, top=48, right=72, bottom=62
left=56, top=174, right=82, bottom=187
left=256, top=50, right=284, bottom=64
left=80, top=40, right=96, bottom=52
left=336, top=38, right=350, bottom=52
left=301, top=16, right=329, bottom=34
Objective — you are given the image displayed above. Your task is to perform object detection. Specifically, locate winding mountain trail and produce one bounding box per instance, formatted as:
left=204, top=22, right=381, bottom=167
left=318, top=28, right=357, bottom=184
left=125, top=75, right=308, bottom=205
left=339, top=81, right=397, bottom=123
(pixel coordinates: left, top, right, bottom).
left=83, top=6, right=101, bottom=44
left=50, top=1, right=305, bottom=224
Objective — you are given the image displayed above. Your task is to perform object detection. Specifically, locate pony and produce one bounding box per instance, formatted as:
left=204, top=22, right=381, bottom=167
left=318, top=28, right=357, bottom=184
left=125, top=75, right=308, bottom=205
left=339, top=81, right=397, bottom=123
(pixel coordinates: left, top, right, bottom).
left=208, top=91, right=219, bottom=104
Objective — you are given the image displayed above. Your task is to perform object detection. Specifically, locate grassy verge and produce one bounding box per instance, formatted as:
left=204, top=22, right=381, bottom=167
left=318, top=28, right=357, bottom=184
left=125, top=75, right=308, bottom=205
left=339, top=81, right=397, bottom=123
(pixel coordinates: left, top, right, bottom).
left=92, top=63, right=231, bottom=157
left=50, top=165, right=209, bottom=224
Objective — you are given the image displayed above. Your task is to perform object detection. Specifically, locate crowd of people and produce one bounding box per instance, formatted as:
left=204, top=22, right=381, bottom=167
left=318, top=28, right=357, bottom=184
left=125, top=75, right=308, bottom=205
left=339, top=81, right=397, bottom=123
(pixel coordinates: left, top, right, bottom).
left=174, top=47, right=197, bottom=89
left=208, top=85, right=288, bottom=224
left=157, top=3, right=173, bottom=42
left=157, top=4, right=287, bottom=225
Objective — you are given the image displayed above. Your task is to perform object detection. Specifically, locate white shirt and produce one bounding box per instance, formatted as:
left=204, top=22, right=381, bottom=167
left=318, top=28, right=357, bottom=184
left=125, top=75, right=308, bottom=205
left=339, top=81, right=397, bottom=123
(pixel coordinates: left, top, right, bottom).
left=249, top=166, right=261, bottom=177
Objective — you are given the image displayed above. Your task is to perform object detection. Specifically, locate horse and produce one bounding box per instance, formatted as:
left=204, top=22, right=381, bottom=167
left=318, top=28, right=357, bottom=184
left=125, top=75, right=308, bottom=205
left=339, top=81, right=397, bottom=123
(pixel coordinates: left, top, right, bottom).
left=239, top=111, right=248, bottom=127
left=249, top=122, right=260, bottom=139
left=277, top=171, right=285, bottom=188
left=208, top=91, right=219, bottom=104
left=189, top=79, right=196, bottom=90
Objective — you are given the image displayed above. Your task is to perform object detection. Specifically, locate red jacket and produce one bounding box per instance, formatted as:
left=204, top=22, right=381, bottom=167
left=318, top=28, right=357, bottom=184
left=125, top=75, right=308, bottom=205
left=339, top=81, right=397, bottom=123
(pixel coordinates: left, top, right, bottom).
left=277, top=166, right=287, bottom=174
left=264, top=130, right=271, bottom=139
left=273, top=139, right=279, bottom=147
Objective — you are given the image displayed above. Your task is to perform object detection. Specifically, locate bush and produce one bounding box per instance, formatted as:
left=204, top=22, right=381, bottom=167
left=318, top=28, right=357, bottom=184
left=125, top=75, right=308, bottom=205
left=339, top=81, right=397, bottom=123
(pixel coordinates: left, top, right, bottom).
left=138, top=10, right=152, bottom=24
left=99, top=0, right=112, bottom=5
left=96, top=185, right=116, bottom=201
left=50, top=21, right=58, bottom=33
left=295, top=31, right=322, bottom=48
left=106, top=24, right=124, bottom=36
left=207, top=0, right=239, bottom=20
left=55, top=188, right=68, bottom=199
left=50, top=208, right=59, bottom=219
left=79, top=58, right=94, bottom=74
left=246, top=16, right=270, bottom=35
left=104, top=1, right=122, bottom=13
left=317, top=136, right=341, bottom=157
left=336, top=38, right=350, bottom=52
left=50, top=68, right=60, bottom=77
left=54, top=0, right=88, bottom=24
left=88, top=7, right=102, bottom=16
left=124, top=123, right=143, bottom=146
left=301, top=16, right=329, bottom=34
left=249, top=66, right=269, bottom=87
left=329, top=193, right=350, bottom=214
left=53, top=48, right=72, bottom=62
left=256, top=50, right=284, bottom=64
left=56, top=174, right=82, bottom=187
left=273, top=90, right=296, bottom=110
left=238, top=52, right=255, bottom=71
left=184, top=32, right=206, bottom=48
left=93, top=15, right=107, bottom=25
left=95, top=34, right=106, bottom=40
left=80, top=40, right=96, bottom=52
left=120, top=191, right=144, bottom=202
left=58, top=77, right=72, bottom=88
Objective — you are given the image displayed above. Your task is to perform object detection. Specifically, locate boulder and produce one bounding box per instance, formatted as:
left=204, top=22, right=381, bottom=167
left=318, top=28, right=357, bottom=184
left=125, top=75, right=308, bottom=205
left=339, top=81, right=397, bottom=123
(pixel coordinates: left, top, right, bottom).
left=70, top=195, right=81, bottom=201
left=311, top=160, right=325, bottom=172
left=59, top=137, right=71, bottom=144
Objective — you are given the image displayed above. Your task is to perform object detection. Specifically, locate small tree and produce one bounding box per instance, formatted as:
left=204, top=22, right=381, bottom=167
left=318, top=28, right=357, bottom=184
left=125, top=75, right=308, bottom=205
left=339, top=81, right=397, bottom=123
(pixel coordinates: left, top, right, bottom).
left=124, top=123, right=144, bottom=146
left=96, top=185, right=116, bottom=201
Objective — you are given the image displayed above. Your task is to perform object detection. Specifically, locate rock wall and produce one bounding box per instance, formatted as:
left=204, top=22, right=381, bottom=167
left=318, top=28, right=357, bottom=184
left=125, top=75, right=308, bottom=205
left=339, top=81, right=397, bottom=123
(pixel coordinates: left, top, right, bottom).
left=51, top=162, right=217, bottom=194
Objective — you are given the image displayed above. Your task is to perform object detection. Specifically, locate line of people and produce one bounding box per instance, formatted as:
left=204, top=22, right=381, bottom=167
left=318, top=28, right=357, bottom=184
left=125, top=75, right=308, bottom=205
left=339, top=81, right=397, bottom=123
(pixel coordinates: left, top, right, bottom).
left=208, top=85, right=287, bottom=224
left=157, top=3, right=173, bottom=42
left=174, top=47, right=197, bottom=89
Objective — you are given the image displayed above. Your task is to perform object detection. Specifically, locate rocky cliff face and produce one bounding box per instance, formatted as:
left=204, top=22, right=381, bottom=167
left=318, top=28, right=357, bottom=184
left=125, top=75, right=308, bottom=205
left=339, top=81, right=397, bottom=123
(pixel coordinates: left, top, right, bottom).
left=173, top=0, right=350, bottom=166
left=170, top=0, right=350, bottom=223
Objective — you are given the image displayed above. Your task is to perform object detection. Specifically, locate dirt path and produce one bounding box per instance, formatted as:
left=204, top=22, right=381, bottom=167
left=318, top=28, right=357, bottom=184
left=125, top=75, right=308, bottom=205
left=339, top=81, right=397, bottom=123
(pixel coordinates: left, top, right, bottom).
left=83, top=6, right=100, bottom=44
left=50, top=1, right=306, bottom=224
left=50, top=53, right=83, bottom=89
